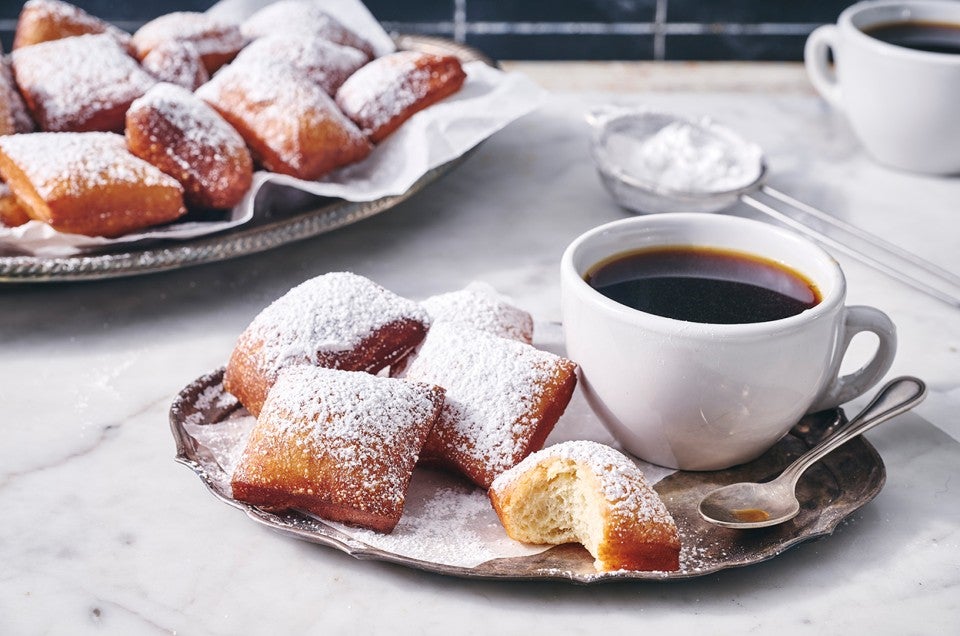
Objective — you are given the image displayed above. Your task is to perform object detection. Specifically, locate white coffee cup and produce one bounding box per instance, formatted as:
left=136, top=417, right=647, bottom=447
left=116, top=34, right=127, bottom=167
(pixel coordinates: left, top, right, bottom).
left=805, top=0, right=960, bottom=174
left=560, top=213, right=897, bottom=470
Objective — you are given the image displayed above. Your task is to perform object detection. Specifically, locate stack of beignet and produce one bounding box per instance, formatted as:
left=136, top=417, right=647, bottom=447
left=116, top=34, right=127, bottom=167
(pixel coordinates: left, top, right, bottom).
left=0, top=0, right=468, bottom=238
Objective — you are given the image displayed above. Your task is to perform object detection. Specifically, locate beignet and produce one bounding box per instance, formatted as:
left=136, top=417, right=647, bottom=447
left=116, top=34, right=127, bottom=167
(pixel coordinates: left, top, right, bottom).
left=232, top=366, right=445, bottom=533
left=126, top=83, right=252, bottom=210
left=402, top=323, right=578, bottom=489
left=140, top=40, right=209, bottom=91
left=0, top=58, right=33, bottom=136
left=240, top=0, right=375, bottom=59
left=0, top=182, right=29, bottom=227
left=231, top=33, right=367, bottom=96
left=132, top=11, right=245, bottom=74
left=224, top=272, right=430, bottom=417
left=489, top=440, right=681, bottom=572
left=11, top=33, right=155, bottom=132
left=13, top=0, right=132, bottom=50
left=421, top=282, right=534, bottom=344
left=197, top=58, right=371, bottom=180
left=335, top=51, right=466, bottom=143
left=0, top=132, right=186, bottom=237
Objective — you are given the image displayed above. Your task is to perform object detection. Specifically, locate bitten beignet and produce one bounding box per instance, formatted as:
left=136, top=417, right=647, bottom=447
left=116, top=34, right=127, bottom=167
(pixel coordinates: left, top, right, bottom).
left=13, top=0, right=132, bottom=50
left=335, top=51, right=466, bottom=143
left=0, top=132, right=186, bottom=237
left=224, top=272, right=430, bottom=417
left=489, top=441, right=681, bottom=572
left=402, top=323, right=577, bottom=488
left=240, top=0, right=375, bottom=59
left=131, top=11, right=245, bottom=74
left=126, top=83, right=253, bottom=210
left=197, top=58, right=371, bottom=180
left=11, top=33, right=155, bottom=133
left=231, top=366, right=445, bottom=533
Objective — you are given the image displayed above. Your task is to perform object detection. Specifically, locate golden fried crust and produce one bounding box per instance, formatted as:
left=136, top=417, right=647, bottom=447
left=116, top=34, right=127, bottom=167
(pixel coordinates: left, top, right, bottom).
left=11, top=33, right=155, bottom=133
left=0, top=60, right=33, bottom=136
left=131, top=12, right=245, bottom=74
left=125, top=83, right=252, bottom=210
left=231, top=366, right=446, bottom=533
left=223, top=272, right=431, bottom=418
left=13, top=0, right=132, bottom=50
left=0, top=183, right=30, bottom=227
left=0, top=132, right=186, bottom=237
left=403, top=323, right=578, bottom=489
left=336, top=51, right=467, bottom=143
left=197, top=59, right=371, bottom=180
left=488, top=441, right=681, bottom=572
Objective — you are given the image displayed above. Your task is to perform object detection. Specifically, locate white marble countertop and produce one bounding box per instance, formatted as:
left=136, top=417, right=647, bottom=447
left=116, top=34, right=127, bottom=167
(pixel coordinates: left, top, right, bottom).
left=2, top=62, right=958, bottom=635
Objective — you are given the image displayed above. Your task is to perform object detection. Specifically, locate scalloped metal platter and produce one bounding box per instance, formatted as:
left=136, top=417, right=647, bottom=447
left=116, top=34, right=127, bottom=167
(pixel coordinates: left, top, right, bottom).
left=170, top=365, right=886, bottom=584
left=0, top=35, right=492, bottom=283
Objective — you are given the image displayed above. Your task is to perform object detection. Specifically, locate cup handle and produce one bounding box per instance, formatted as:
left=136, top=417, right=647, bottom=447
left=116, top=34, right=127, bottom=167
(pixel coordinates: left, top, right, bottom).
left=809, top=305, right=898, bottom=412
left=804, top=24, right=843, bottom=110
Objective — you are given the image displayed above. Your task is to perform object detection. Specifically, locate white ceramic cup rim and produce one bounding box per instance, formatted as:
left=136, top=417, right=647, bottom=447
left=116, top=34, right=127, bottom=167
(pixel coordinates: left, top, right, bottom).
left=561, top=213, right=845, bottom=337
left=840, top=0, right=960, bottom=65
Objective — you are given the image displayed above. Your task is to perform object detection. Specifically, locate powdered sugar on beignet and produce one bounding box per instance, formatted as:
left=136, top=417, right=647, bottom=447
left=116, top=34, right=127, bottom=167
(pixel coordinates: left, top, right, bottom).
left=126, top=83, right=252, bottom=209
left=231, top=366, right=445, bottom=533
left=11, top=33, right=155, bottom=132
left=232, top=33, right=367, bottom=95
left=489, top=440, right=681, bottom=572
left=402, top=323, right=577, bottom=488
left=140, top=40, right=209, bottom=90
left=132, top=12, right=245, bottom=74
left=240, top=0, right=375, bottom=59
left=13, top=0, right=132, bottom=50
left=224, top=272, right=430, bottom=417
left=421, top=282, right=534, bottom=344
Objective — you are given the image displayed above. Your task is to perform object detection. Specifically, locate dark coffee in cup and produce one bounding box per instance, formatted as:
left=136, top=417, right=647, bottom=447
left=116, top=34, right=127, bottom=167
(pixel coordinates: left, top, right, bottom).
left=584, top=246, right=821, bottom=324
left=864, top=20, right=960, bottom=55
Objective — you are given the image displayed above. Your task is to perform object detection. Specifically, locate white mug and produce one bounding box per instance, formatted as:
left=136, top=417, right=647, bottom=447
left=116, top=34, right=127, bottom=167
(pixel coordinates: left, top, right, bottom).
left=560, top=214, right=897, bottom=471
left=805, top=0, right=960, bottom=174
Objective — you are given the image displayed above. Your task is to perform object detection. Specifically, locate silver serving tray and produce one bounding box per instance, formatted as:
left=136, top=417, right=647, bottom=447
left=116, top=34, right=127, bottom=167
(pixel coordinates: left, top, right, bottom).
left=170, top=367, right=886, bottom=584
left=0, top=35, right=492, bottom=283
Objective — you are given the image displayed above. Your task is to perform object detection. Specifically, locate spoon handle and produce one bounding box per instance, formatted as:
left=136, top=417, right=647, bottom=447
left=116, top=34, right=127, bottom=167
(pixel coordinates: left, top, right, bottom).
left=778, top=376, right=927, bottom=487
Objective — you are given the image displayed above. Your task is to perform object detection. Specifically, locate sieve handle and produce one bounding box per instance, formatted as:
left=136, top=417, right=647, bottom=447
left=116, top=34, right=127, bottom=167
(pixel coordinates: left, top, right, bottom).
left=740, top=188, right=960, bottom=310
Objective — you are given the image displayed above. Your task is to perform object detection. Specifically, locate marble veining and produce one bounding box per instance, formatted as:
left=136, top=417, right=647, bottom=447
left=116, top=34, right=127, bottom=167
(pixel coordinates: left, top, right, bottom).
left=1, top=64, right=958, bottom=634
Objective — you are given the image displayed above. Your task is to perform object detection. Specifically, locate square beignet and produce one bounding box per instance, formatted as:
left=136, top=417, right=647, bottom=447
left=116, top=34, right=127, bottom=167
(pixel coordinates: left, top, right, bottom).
left=140, top=40, right=209, bottom=91
left=131, top=11, right=245, bottom=75
left=11, top=33, right=155, bottom=132
left=197, top=58, right=372, bottom=180
left=126, top=83, right=252, bottom=210
left=231, top=366, right=446, bottom=533
left=13, top=0, right=132, bottom=50
left=421, top=282, right=534, bottom=344
left=240, top=0, right=375, bottom=59
left=231, top=33, right=367, bottom=96
left=402, top=323, right=578, bottom=489
left=224, top=272, right=430, bottom=418
left=0, top=132, right=186, bottom=237
left=335, top=51, right=467, bottom=143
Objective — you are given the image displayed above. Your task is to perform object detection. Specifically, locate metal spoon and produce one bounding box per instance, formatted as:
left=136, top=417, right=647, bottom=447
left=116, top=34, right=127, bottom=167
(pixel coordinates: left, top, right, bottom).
left=698, top=376, right=927, bottom=529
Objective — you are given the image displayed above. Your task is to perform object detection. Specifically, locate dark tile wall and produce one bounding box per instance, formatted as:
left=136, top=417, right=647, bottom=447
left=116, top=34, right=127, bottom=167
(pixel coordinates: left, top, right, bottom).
left=0, top=0, right=858, bottom=60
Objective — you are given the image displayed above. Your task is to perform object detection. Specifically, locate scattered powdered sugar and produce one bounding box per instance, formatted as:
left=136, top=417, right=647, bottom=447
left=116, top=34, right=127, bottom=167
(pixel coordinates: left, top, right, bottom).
left=492, top=440, right=675, bottom=526
left=607, top=119, right=762, bottom=194
left=0, top=132, right=181, bottom=199
left=403, top=322, right=568, bottom=481
left=239, top=0, right=375, bottom=58
left=335, top=51, right=435, bottom=135
left=245, top=272, right=428, bottom=378
left=327, top=468, right=546, bottom=567
left=11, top=33, right=156, bottom=131
left=231, top=33, right=367, bottom=96
left=421, top=281, right=534, bottom=344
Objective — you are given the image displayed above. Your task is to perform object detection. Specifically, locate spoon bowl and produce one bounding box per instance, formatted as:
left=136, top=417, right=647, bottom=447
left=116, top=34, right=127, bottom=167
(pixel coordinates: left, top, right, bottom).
left=698, top=376, right=927, bottom=529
